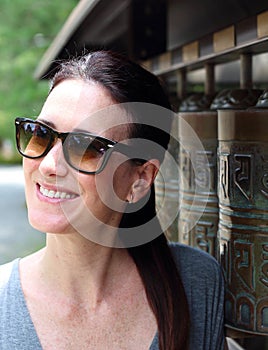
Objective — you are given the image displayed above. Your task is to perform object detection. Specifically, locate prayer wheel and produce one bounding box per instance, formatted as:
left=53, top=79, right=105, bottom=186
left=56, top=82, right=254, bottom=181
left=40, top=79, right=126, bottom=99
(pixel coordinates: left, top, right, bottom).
left=178, top=110, right=218, bottom=257
left=178, top=89, right=262, bottom=258
left=218, top=108, right=268, bottom=334
left=178, top=93, right=217, bottom=256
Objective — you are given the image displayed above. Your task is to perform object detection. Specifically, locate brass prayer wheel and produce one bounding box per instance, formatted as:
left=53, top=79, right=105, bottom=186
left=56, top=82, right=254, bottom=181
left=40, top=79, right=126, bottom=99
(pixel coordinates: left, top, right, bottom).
left=178, top=111, right=218, bottom=257
left=218, top=109, right=268, bottom=334
left=178, top=89, right=262, bottom=258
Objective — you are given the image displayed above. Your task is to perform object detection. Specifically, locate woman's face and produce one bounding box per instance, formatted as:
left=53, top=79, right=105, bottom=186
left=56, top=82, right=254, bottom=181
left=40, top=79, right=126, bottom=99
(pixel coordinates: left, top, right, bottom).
left=23, top=79, right=139, bottom=238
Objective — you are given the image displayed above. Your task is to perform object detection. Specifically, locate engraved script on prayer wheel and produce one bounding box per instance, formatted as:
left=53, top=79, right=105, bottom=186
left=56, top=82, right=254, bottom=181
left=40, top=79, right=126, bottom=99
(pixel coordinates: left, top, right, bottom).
left=178, top=90, right=262, bottom=258
left=218, top=109, right=268, bottom=334
left=178, top=111, right=218, bottom=257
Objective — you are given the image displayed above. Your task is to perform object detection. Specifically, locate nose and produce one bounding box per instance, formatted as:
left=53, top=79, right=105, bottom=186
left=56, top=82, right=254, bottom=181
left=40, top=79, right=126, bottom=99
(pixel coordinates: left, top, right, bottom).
left=38, top=140, right=68, bottom=178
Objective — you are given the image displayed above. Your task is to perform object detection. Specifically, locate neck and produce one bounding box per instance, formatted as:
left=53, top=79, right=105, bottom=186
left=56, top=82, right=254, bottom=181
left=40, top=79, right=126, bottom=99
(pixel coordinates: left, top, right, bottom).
left=23, top=233, right=136, bottom=308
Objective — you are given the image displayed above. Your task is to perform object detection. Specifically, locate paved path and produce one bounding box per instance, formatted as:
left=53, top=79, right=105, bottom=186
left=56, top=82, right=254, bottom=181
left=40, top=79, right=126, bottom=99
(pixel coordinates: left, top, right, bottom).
left=0, top=165, right=45, bottom=264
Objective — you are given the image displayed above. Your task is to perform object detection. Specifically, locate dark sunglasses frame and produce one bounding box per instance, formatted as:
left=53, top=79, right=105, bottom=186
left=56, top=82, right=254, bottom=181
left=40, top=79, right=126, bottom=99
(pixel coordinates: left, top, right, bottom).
left=15, top=117, right=146, bottom=174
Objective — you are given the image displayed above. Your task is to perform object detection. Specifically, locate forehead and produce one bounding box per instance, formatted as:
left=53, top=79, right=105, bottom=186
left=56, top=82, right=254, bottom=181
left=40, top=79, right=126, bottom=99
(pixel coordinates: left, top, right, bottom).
left=39, top=79, right=133, bottom=140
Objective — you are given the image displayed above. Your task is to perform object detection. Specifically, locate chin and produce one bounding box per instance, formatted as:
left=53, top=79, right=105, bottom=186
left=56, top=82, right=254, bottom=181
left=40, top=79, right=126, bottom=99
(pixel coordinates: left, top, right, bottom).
left=28, top=210, right=71, bottom=234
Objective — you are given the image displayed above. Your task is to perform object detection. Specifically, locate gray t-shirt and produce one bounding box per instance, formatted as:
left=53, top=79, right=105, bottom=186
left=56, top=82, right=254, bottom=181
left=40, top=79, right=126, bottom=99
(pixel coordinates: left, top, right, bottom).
left=0, top=243, right=225, bottom=349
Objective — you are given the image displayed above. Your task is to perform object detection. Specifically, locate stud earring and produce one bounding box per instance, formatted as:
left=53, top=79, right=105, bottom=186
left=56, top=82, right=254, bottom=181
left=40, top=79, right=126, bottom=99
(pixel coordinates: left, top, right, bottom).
left=129, top=193, right=134, bottom=204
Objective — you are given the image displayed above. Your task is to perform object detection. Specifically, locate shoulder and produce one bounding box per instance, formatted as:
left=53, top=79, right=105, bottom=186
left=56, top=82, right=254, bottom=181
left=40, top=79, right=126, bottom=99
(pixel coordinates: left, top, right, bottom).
left=168, top=242, right=224, bottom=289
left=169, top=242, right=220, bottom=269
left=169, top=243, right=225, bottom=349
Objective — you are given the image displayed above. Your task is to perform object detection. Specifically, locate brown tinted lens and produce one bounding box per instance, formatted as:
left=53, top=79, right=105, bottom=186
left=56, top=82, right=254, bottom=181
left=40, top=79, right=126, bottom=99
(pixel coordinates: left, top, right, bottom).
left=19, top=122, right=51, bottom=157
left=66, top=134, right=107, bottom=172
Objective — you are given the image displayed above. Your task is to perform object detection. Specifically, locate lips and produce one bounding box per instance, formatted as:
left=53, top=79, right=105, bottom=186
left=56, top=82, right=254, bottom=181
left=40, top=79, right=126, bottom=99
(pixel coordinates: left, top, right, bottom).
left=39, top=184, right=78, bottom=200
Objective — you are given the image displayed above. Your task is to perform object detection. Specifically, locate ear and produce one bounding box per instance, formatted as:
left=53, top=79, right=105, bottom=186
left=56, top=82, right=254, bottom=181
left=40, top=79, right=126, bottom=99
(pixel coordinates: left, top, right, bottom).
left=129, top=159, right=160, bottom=203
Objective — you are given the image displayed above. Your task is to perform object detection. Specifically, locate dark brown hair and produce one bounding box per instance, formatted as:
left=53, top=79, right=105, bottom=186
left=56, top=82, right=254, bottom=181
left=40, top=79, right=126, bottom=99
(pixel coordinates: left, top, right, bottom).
left=50, top=50, right=190, bottom=350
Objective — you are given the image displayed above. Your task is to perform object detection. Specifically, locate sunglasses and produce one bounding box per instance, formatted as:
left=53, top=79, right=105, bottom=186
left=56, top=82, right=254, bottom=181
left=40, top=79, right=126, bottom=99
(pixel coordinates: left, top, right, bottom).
left=15, top=117, right=146, bottom=174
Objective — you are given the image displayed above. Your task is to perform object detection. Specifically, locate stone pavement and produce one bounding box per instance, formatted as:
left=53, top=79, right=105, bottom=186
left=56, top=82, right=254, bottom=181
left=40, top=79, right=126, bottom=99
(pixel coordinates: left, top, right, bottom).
left=0, top=165, right=45, bottom=264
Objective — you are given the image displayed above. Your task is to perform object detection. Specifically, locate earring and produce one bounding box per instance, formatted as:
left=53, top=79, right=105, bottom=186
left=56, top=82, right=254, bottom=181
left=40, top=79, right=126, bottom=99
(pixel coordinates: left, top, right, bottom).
left=129, top=193, right=134, bottom=204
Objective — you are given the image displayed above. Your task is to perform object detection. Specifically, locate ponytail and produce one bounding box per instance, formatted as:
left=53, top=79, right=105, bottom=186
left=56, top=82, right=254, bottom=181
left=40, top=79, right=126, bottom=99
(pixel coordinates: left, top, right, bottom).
left=121, top=186, right=190, bottom=350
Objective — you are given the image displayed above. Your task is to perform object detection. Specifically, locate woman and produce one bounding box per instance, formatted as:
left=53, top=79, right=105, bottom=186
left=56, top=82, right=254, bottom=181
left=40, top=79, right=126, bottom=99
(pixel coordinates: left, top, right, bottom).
left=0, top=51, right=225, bottom=349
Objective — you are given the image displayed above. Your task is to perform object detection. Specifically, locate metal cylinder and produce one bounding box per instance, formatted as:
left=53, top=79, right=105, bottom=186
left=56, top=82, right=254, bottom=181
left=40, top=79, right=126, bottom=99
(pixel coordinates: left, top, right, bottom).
left=155, top=116, right=180, bottom=242
left=218, top=109, right=268, bottom=334
left=178, top=111, right=218, bottom=257
left=178, top=89, right=262, bottom=258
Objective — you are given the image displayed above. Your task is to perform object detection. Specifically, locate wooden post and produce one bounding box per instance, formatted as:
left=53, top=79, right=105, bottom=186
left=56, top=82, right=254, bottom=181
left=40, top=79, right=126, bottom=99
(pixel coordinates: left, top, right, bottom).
left=205, top=63, right=215, bottom=96
left=176, top=68, right=187, bottom=100
left=240, top=53, right=252, bottom=89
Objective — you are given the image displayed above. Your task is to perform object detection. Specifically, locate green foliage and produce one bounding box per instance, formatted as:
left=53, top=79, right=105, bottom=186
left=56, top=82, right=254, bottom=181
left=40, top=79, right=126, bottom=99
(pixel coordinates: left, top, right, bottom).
left=0, top=0, right=77, bottom=160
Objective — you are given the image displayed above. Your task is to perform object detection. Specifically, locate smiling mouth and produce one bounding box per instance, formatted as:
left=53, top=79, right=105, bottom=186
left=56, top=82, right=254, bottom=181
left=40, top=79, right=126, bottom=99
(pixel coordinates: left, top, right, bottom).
left=39, top=185, right=78, bottom=199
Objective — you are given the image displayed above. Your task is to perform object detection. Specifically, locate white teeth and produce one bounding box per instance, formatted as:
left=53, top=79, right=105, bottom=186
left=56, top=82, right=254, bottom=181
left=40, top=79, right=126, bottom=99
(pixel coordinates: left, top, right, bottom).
left=40, top=186, right=76, bottom=199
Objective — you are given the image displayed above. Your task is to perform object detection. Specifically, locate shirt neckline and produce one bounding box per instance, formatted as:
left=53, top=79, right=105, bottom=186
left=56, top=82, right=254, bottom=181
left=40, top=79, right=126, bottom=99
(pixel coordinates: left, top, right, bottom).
left=13, top=258, right=158, bottom=350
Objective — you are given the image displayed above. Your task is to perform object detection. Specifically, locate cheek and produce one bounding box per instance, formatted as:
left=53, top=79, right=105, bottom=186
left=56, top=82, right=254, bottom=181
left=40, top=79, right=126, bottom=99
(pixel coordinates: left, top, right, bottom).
left=112, top=161, right=134, bottom=200
left=80, top=177, right=98, bottom=202
left=23, top=158, right=39, bottom=191
left=73, top=174, right=121, bottom=227
left=69, top=156, right=135, bottom=220
left=82, top=161, right=133, bottom=213
left=23, top=157, right=38, bottom=172
left=78, top=175, right=109, bottom=214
